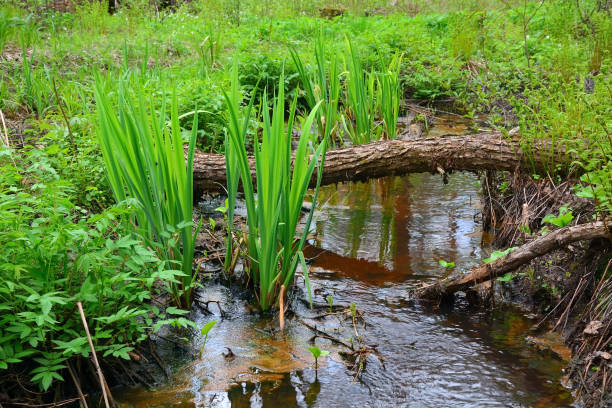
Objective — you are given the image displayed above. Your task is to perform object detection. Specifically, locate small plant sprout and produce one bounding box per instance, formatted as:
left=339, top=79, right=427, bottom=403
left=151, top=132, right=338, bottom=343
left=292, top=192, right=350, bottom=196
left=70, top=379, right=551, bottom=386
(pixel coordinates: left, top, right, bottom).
left=308, top=345, right=330, bottom=370
left=496, top=272, right=514, bottom=283
left=199, top=320, right=218, bottom=358
left=326, top=294, right=333, bottom=312
left=439, top=260, right=455, bottom=269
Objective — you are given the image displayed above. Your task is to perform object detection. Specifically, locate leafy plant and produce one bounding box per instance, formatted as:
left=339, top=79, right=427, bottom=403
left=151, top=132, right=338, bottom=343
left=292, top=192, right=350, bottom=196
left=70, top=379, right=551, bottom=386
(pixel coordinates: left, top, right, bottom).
left=224, top=68, right=328, bottom=311
left=307, top=345, right=329, bottom=370
left=326, top=294, right=333, bottom=312
left=94, top=81, right=201, bottom=308
left=290, top=34, right=340, bottom=144
left=376, top=54, right=403, bottom=140
left=483, top=247, right=519, bottom=263
left=497, top=272, right=514, bottom=282
left=541, top=205, right=574, bottom=228
left=0, top=145, right=187, bottom=391
left=439, top=259, right=455, bottom=269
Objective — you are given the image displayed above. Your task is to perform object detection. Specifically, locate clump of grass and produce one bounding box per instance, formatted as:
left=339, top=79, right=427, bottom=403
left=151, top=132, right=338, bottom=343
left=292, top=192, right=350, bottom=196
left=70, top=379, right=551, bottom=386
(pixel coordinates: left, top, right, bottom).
left=94, top=80, right=201, bottom=308
left=224, top=67, right=327, bottom=312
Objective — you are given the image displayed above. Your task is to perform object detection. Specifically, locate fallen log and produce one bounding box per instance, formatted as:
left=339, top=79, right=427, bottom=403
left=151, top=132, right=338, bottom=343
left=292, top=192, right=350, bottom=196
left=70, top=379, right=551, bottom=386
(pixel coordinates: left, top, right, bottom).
left=418, top=221, right=611, bottom=300
left=193, top=132, right=560, bottom=192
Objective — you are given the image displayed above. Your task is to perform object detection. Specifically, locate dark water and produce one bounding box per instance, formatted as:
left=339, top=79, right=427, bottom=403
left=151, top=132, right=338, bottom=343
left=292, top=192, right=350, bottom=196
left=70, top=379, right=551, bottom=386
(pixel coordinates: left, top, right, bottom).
left=116, top=171, right=574, bottom=408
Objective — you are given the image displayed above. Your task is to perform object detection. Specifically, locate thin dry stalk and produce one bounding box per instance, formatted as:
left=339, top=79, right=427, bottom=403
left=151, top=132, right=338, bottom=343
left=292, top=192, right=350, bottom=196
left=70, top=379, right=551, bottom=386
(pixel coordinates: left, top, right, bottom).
left=279, top=285, right=286, bottom=331
left=77, top=302, right=111, bottom=408
left=0, top=109, right=9, bottom=147
left=66, top=362, right=88, bottom=408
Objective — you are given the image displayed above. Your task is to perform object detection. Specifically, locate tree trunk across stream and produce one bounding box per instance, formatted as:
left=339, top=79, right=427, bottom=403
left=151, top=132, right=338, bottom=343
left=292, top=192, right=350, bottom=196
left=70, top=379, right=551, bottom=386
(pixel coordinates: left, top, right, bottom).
left=192, top=132, right=560, bottom=193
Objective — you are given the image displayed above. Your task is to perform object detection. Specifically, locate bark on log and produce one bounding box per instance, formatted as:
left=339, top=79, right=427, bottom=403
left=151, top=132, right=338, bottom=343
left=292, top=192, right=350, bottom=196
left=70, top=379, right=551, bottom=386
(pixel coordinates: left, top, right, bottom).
left=193, top=132, right=559, bottom=192
left=418, top=221, right=611, bottom=300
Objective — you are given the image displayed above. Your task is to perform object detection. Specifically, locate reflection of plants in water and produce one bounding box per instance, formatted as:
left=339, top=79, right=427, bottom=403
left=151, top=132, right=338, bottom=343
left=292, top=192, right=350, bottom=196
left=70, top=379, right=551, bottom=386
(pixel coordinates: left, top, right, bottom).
left=304, top=377, right=321, bottom=407
left=308, top=345, right=330, bottom=370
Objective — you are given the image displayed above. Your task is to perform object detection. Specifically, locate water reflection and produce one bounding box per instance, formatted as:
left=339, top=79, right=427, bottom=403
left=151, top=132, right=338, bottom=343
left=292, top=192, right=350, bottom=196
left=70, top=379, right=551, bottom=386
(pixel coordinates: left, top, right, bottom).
left=310, top=172, right=482, bottom=280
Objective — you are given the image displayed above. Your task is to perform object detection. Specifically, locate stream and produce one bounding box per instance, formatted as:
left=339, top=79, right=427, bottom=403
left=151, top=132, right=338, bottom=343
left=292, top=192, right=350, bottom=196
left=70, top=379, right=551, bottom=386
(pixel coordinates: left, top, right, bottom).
left=116, top=117, right=575, bottom=407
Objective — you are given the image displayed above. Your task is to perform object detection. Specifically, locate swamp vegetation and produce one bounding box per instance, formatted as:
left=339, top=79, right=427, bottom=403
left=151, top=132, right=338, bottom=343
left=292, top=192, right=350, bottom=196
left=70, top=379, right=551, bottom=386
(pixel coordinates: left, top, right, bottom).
left=0, top=0, right=611, bottom=406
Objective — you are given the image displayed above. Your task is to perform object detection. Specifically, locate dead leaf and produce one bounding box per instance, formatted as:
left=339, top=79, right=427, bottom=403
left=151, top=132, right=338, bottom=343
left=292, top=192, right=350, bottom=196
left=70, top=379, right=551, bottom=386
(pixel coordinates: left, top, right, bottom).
left=583, top=320, right=604, bottom=335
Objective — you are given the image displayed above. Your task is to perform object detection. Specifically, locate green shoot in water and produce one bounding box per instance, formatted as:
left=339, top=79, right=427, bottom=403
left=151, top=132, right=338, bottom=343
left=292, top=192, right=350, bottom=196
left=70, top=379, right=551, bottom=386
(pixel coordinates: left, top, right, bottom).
left=224, top=66, right=328, bottom=311
left=308, top=345, right=330, bottom=370
left=199, top=320, right=218, bottom=358
left=94, top=80, right=201, bottom=309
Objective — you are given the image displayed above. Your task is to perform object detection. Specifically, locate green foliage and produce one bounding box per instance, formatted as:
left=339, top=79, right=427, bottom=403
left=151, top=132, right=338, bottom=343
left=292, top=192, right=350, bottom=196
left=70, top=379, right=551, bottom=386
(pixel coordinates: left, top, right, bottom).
left=224, top=68, right=327, bottom=311
left=290, top=34, right=340, bottom=144
left=94, top=81, right=201, bottom=308
left=541, top=205, right=574, bottom=228
left=0, top=145, right=186, bottom=391
left=483, top=247, right=518, bottom=264
left=439, top=260, right=455, bottom=269
left=342, top=38, right=379, bottom=144
left=307, top=345, right=329, bottom=369
left=496, top=272, right=514, bottom=282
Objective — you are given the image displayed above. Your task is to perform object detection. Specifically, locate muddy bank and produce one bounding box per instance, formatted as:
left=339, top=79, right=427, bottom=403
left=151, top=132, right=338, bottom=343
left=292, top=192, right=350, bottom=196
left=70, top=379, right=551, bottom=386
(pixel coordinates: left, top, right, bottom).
left=476, top=172, right=612, bottom=407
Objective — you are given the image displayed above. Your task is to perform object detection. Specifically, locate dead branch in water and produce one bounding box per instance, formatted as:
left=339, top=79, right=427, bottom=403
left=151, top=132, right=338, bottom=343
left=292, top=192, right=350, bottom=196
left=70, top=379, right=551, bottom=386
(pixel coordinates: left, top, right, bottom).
left=418, top=221, right=611, bottom=300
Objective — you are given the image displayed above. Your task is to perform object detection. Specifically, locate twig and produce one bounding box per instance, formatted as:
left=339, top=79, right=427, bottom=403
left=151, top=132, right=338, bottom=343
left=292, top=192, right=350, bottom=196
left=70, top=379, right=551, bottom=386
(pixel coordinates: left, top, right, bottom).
left=67, top=362, right=89, bottom=408
left=299, top=319, right=353, bottom=350
left=77, top=302, right=112, bottom=408
left=7, top=397, right=85, bottom=407
left=279, top=284, right=286, bottom=331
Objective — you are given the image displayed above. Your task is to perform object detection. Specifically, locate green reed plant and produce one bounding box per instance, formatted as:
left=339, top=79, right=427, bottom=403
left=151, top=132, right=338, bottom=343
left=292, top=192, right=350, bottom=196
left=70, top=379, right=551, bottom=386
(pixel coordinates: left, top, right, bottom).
left=376, top=54, right=403, bottom=140
left=290, top=34, right=340, bottom=144
left=224, top=68, right=327, bottom=311
left=94, top=81, right=201, bottom=308
left=342, top=38, right=379, bottom=145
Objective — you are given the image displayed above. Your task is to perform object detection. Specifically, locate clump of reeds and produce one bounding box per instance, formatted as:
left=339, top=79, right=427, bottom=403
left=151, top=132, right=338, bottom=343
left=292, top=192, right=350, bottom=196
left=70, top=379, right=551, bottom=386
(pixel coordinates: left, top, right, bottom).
left=94, top=80, right=200, bottom=308
left=224, top=64, right=327, bottom=311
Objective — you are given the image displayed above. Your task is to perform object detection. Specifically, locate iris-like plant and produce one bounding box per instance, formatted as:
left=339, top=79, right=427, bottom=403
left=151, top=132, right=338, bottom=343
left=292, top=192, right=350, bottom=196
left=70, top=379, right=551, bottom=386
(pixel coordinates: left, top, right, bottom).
left=224, top=67, right=327, bottom=311
left=342, top=38, right=379, bottom=145
left=376, top=54, right=403, bottom=140
left=290, top=34, right=340, bottom=144
left=94, top=81, right=200, bottom=308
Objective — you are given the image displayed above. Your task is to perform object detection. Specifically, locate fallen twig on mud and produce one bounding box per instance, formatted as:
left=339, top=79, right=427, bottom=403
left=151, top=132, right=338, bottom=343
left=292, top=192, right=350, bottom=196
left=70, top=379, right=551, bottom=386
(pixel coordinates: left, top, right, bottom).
left=418, top=221, right=611, bottom=299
